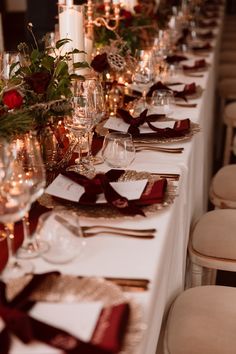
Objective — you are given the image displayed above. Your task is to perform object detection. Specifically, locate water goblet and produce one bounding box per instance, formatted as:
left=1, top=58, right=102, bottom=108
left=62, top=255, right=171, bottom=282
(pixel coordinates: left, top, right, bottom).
left=132, top=50, right=155, bottom=109
left=102, top=132, right=136, bottom=168
left=0, top=140, right=33, bottom=280
left=0, top=52, right=20, bottom=81
left=16, top=133, right=48, bottom=259
left=151, top=89, right=174, bottom=116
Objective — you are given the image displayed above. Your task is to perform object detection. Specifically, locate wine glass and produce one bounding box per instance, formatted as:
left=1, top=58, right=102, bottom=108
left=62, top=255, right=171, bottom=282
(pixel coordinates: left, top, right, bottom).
left=132, top=50, right=155, bottom=109
left=102, top=132, right=136, bottom=168
left=0, top=52, right=20, bottom=81
left=0, top=139, right=33, bottom=280
left=16, top=133, right=48, bottom=259
left=83, top=78, right=106, bottom=165
left=64, top=79, right=98, bottom=177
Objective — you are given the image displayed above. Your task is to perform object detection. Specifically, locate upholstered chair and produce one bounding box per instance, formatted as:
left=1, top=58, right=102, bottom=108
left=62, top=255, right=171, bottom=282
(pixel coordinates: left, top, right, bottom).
left=164, top=286, right=236, bottom=354
left=209, top=164, right=236, bottom=208
left=188, top=209, right=236, bottom=287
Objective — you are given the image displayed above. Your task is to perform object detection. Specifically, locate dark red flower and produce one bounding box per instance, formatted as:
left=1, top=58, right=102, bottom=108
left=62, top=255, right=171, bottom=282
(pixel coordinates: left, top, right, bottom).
left=120, top=9, right=133, bottom=20
left=2, top=90, right=23, bottom=109
left=91, top=53, right=110, bottom=73
left=134, top=5, right=142, bottom=13
left=25, top=71, right=51, bottom=94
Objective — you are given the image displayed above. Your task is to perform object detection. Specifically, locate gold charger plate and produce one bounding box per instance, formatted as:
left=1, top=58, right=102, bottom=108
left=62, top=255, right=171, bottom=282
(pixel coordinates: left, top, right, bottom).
left=40, top=170, right=179, bottom=219
left=6, top=274, right=146, bottom=354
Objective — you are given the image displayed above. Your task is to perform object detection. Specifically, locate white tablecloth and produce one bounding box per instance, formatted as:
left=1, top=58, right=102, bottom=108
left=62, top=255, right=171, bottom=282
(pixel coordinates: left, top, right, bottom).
left=10, top=7, right=224, bottom=354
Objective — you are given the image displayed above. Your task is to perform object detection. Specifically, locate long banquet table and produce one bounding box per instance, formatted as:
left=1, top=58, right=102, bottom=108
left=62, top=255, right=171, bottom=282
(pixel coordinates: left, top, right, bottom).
left=1, top=7, right=224, bottom=354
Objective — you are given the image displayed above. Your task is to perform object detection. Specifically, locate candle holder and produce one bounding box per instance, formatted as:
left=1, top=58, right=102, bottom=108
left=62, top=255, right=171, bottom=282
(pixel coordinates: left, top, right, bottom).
left=86, top=0, right=121, bottom=40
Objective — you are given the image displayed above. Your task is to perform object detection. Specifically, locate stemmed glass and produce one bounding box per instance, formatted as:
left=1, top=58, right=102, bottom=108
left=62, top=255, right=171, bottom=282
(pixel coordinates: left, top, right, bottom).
left=0, top=52, right=20, bottom=80
left=16, top=133, right=48, bottom=259
left=132, top=50, right=155, bottom=110
left=64, top=78, right=99, bottom=177
left=83, top=78, right=106, bottom=165
left=0, top=140, right=33, bottom=280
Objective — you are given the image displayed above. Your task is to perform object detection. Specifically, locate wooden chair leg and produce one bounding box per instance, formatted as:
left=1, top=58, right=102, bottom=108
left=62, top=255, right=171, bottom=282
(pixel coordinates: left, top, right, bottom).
left=203, top=268, right=217, bottom=285
left=191, top=263, right=203, bottom=287
left=223, top=125, right=233, bottom=165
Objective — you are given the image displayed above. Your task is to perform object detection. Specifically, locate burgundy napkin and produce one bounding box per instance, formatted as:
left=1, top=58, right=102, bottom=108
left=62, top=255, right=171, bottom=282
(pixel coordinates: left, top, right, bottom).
left=147, top=81, right=197, bottom=102
left=60, top=170, right=168, bottom=216
left=117, top=108, right=164, bottom=136
left=191, top=43, right=212, bottom=51
left=174, top=83, right=197, bottom=101
left=165, top=55, right=188, bottom=64
left=198, top=20, right=217, bottom=28
left=182, top=59, right=207, bottom=71
left=0, top=272, right=130, bottom=354
left=136, top=179, right=167, bottom=205
left=117, top=107, right=190, bottom=138
left=198, top=31, right=214, bottom=40
left=61, top=170, right=145, bottom=216
left=91, top=303, right=130, bottom=353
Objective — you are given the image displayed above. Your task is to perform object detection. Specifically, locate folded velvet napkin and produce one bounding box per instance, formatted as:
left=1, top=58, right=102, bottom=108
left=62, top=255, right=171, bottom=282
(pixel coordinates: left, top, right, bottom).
left=147, top=81, right=197, bottom=102
left=0, top=272, right=130, bottom=354
left=165, top=54, right=188, bottom=64
left=197, top=31, right=214, bottom=40
left=60, top=169, right=167, bottom=216
left=191, top=42, right=212, bottom=51
left=182, top=59, right=207, bottom=71
left=198, top=20, right=217, bottom=28
left=117, top=108, right=190, bottom=138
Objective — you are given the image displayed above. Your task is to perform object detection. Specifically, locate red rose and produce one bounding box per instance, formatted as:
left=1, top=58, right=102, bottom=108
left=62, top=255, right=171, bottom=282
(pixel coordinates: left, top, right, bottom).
left=25, top=71, right=51, bottom=94
left=91, top=53, right=110, bottom=73
left=2, top=89, right=23, bottom=109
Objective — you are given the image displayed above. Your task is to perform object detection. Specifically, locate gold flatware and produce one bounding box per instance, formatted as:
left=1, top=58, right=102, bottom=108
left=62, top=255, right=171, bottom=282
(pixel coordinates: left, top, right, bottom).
left=55, top=215, right=156, bottom=238
left=81, top=225, right=156, bottom=235
left=135, top=145, right=184, bottom=153
left=184, top=72, right=204, bottom=78
left=83, top=230, right=155, bottom=239
left=104, top=277, right=150, bottom=291
left=175, top=102, right=197, bottom=108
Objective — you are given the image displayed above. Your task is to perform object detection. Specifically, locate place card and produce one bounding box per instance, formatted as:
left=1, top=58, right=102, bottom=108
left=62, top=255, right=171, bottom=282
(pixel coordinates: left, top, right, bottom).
left=31, top=301, right=103, bottom=342
left=46, top=174, right=148, bottom=203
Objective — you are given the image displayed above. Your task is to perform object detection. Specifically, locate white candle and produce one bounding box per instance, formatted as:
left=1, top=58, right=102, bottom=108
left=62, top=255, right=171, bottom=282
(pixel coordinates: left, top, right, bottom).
left=85, top=36, right=93, bottom=64
left=66, top=0, right=73, bottom=6
left=123, top=0, right=137, bottom=13
left=59, top=5, right=85, bottom=66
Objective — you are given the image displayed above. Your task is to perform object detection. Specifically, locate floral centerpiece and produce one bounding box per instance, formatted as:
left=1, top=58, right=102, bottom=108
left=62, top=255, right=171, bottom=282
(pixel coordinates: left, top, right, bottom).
left=0, top=24, right=89, bottom=141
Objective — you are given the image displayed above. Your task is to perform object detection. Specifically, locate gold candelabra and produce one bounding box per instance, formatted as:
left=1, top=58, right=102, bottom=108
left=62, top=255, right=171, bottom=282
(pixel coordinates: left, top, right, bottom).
left=86, top=0, right=121, bottom=39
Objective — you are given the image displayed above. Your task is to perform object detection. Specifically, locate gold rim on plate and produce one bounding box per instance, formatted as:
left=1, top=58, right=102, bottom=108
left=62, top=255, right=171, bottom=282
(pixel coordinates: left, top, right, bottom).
left=39, top=170, right=179, bottom=219
left=6, top=274, right=146, bottom=354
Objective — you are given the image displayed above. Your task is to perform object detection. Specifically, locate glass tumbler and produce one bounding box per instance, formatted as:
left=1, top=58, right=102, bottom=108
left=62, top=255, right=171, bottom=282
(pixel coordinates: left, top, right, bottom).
left=102, top=132, right=136, bottom=168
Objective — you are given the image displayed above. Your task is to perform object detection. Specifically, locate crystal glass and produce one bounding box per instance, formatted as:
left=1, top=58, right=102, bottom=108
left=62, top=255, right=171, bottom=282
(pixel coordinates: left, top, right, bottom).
left=132, top=50, right=155, bottom=109
left=16, top=133, right=48, bottom=259
left=64, top=78, right=100, bottom=176
left=102, top=132, right=136, bottom=168
left=0, top=52, right=20, bottom=81
left=0, top=140, right=33, bottom=280
left=36, top=209, right=86, bottom=264
left=84, top=78, right=106, bottom=165
left=151, top=89, right=174, bottom=116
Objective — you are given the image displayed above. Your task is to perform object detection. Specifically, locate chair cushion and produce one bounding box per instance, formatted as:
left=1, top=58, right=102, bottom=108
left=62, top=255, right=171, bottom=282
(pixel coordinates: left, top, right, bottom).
left=165, top=286, right=236, bottom=354
left=211, top=165, right=236, bottom=202
left=192, top=209, right=236, bottom=259
left=218, top=79, right=236, bottom=99
left=224, top=102, right=236, bottom=125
